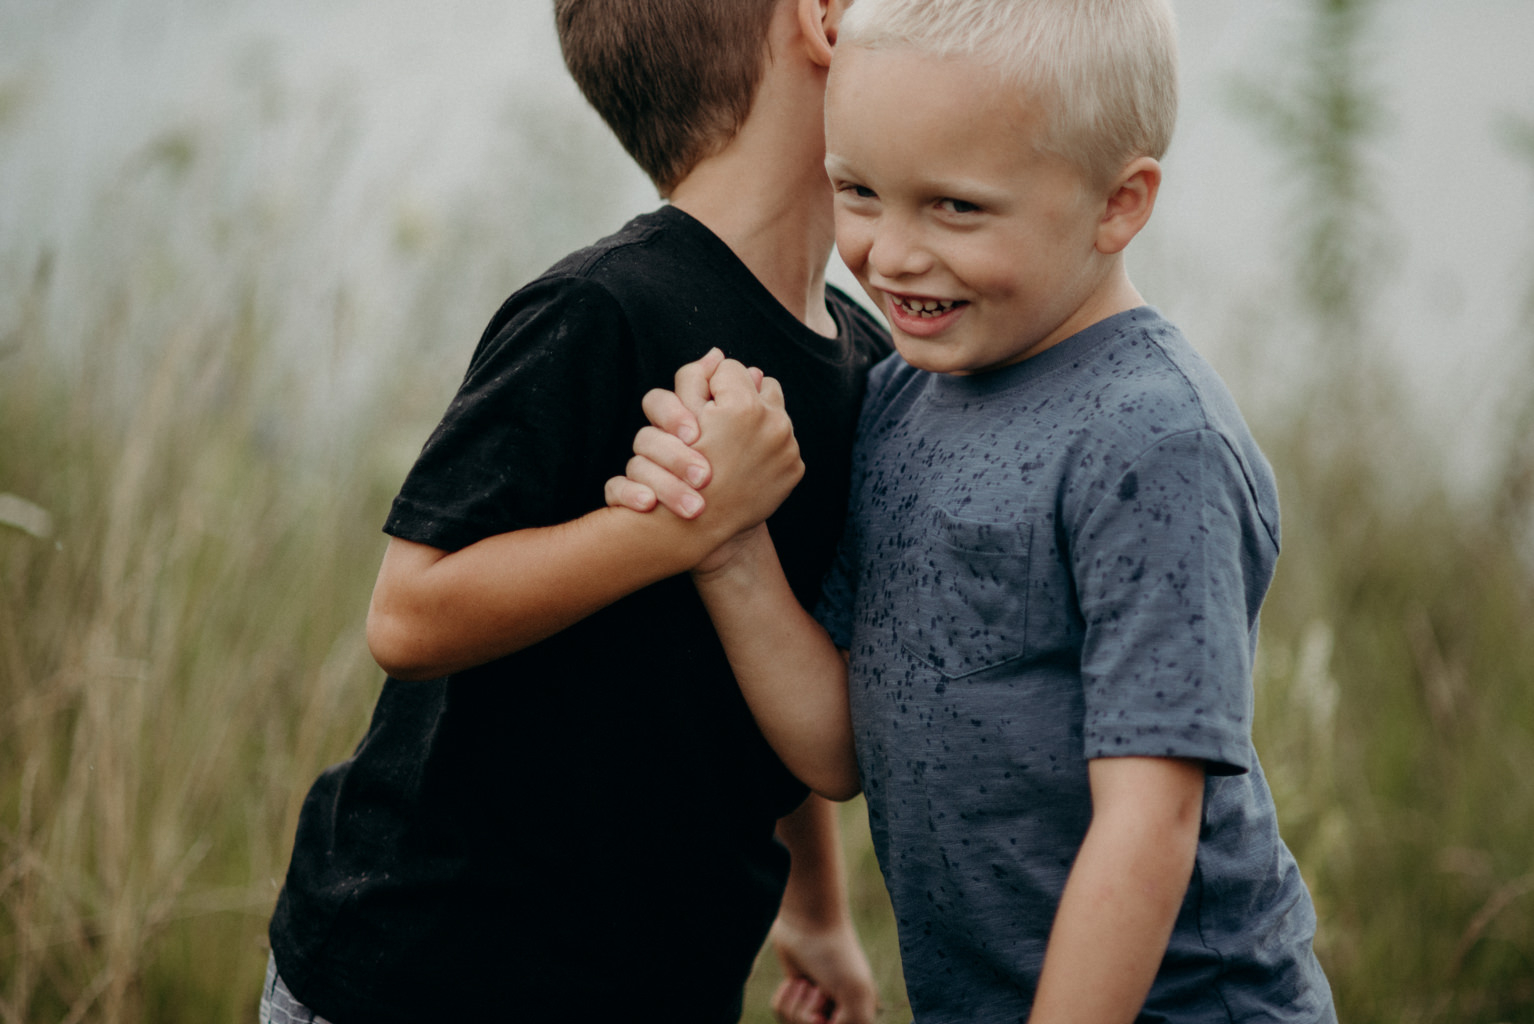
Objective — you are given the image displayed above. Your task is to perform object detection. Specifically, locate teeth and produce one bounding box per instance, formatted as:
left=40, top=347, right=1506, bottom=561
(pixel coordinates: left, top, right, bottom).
left=895, top=296, right=958, bottom=317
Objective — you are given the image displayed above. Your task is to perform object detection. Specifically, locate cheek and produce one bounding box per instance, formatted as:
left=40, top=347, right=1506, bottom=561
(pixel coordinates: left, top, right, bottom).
left=833, top=214, right=872, bottom=272
left=952, top=243, right=1026, bottom=300
left=971, top=222, right=1068, bottom=297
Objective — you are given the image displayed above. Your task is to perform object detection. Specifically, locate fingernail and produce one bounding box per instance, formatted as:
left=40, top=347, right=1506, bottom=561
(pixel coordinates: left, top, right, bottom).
left=686, top=465, right=708, bottom=488
left=680, top=495, right=703, bottom=518
left=679, top=424, right=699, bottom=445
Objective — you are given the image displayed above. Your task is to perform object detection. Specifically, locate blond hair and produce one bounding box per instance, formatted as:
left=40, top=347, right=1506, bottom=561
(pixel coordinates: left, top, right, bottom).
left=840, top=0, right=1178, bottom=183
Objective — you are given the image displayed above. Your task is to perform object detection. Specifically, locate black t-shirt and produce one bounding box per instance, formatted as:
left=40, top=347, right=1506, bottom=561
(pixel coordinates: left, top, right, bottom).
left=268, top=206, right=890, bottom=1023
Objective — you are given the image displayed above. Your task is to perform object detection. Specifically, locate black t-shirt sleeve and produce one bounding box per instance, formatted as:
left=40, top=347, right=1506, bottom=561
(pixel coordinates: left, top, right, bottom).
left=384, top=276, right=639, bottom=552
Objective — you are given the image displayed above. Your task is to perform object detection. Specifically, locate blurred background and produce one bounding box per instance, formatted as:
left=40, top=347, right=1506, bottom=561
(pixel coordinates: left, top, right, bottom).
left=2, top=0, right=1531, bottom=1020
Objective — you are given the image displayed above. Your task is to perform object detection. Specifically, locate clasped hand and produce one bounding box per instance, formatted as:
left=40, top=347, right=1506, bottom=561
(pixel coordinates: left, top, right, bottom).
left=605, top=348, right=803, bottom=571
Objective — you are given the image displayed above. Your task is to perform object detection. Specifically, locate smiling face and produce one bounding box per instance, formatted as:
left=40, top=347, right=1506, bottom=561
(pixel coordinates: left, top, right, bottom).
left=825, top=44, right=1136, bottom=375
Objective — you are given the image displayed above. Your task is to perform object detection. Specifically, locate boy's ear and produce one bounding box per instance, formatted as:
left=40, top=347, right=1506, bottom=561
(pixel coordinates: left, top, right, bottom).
left=797, top=0, right=843, bottom=68
left=1095, top=156, right=1161, bottom=256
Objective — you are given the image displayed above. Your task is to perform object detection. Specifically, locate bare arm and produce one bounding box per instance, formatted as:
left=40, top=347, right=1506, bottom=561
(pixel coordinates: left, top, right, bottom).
left=600, top=357, right=860, bottom=798
left=689, top=529, right=860, bottom=800
left=368, top=356, right=801, bottom=680
left=368, top=512, right=729, bottom=680
left=1027, top=756, right=1205, bottom=1024
left=771, top=796, right=878, bottom=1024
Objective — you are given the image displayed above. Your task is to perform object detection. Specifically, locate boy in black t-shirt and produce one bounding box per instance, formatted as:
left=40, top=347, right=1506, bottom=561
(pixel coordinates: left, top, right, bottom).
left=262, top=2, right=889, bottom=1023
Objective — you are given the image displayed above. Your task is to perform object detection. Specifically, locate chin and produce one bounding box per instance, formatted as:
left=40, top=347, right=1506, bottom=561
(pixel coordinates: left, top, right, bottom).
left=892, top=341, right=970, bottom=376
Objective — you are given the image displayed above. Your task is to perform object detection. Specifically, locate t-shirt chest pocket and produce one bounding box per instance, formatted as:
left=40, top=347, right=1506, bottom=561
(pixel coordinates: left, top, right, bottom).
left=896, top=507, right=1032, bottom=679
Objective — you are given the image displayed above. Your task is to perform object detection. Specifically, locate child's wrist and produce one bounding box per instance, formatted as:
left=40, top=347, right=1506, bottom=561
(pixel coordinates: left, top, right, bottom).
left=690, top=525, right=770, bottom=585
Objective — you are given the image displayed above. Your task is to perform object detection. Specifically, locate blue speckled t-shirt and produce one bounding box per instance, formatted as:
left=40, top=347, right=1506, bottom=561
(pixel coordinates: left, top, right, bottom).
left=816, top=308, right=1334, bottom=1024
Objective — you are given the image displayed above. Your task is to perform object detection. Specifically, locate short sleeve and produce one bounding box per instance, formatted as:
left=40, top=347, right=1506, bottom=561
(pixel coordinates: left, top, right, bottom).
left=1073, top=429, right=1273, bottom=775
left=384, top=277, right=640, bottom=552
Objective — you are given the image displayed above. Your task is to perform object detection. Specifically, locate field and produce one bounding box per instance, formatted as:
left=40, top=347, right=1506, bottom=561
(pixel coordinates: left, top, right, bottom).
left=6, top=205, right=1532, bottom=1024
left=4, top=1, right=1534, bottom=1020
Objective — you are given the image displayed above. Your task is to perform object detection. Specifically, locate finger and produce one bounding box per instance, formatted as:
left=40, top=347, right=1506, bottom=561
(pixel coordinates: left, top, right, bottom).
left=674, top=348, right=726, bottom=417
left=770, top=978, right=796, bottom=1023
left=770, top=977, right=802, bottom=1016
left=796, top=984, right=832, bottom=1024
left=641, top=387, right=701, bottom=446
left=830, top=990, right=877, bottom=1024
left=757, top=373, right=787, bottom=411
left=632, top=425, right=712, bottom=490
left=771, top=979, right=820, bottom=1024
left=704, top=358, right=761, bottom=405
left=748, top=365, right=766, bottom=391
left=623, top=454, right=705, bottom=519
left=603, top=474, right=657, bottom=512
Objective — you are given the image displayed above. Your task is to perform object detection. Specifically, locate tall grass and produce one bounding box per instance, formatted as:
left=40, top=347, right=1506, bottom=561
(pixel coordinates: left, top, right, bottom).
left=0, top=262, right=392, bottom=1022
left=1230, top=0, right=1534, bottom=1019
left=3, top=3, right=1533, bottom=1021
left=0, top=78, right=639, bottom=1021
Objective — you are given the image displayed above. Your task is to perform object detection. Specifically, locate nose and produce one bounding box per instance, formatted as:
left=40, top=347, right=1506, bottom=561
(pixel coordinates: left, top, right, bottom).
left=865, top=213, right=932, bottom=281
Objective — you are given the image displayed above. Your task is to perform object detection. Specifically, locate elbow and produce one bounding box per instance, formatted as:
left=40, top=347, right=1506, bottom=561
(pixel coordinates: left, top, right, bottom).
left=807, top=758, right=863, bottom=803
left=813, top=777, right=863, bottom=803
left=366, top=604, right=439, bottom=681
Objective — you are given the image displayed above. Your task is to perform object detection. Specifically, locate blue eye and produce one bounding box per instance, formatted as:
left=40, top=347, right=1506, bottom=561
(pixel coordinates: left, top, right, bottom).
left=939, top=198, right=980, bottom=214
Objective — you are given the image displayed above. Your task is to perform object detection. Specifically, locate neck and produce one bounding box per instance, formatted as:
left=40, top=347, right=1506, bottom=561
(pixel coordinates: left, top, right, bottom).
left=671, top=164, right=838, bottom=337
left=667, top=47, right=839, bottom=336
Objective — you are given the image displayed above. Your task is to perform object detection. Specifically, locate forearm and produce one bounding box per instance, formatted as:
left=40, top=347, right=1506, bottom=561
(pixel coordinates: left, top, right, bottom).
left=777, top=795, right=854, bottom=930
left=367, top=505, right=731, bottom=680
left=772, top=795, right=879, bottom=1024
left=1028, top=758, right=1203, bottom=1024
left=693, top=532, right=860, bottom=800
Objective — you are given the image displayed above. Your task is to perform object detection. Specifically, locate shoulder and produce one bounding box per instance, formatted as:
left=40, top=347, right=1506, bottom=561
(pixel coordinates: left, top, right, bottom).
left=539, top=205, right=748, bottom=307
left=475, top=208, right=705, bottom=341
left=843, top=351, right=932, bottom=445
left=1087, top=311, right=1269, bottom=464
left=1068, top=312, right=1253, bottom=457
left=466, top=274, right=632, bottom=383
left=1063, top=310, right=1280, bottom=541
left=541, top=206, right=693, bottom=279
left=465, top=208, right=714, bottom=373
left=1075, top=311, right=1222, bottom=442
left=863, top=350, right=925, bottom=408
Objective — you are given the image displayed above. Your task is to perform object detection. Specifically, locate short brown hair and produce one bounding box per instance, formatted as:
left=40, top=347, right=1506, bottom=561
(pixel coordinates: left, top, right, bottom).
left=555, top=0, right=783, bottom=196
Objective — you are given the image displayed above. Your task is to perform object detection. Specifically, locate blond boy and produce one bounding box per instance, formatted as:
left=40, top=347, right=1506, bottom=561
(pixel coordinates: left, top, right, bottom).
left=616, top=1, right=1336, bottom=1020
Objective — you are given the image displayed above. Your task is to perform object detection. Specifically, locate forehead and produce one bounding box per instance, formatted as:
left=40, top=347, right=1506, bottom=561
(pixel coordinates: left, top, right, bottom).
left=825, top=44, right=1044, bottom=167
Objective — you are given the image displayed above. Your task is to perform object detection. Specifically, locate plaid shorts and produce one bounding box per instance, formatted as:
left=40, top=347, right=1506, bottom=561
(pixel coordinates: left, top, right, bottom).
left=258, top=955, right=334, bottom=1024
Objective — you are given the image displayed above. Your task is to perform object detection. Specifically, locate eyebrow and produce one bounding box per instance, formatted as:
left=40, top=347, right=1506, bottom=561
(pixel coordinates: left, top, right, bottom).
left=823, top=154, right=858, bottom=178
left=919, top=176, right=1011, bottom=204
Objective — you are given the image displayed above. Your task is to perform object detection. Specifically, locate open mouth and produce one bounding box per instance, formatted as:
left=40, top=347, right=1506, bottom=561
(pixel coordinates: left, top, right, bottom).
left=890, top=294, right=963, bottom=318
